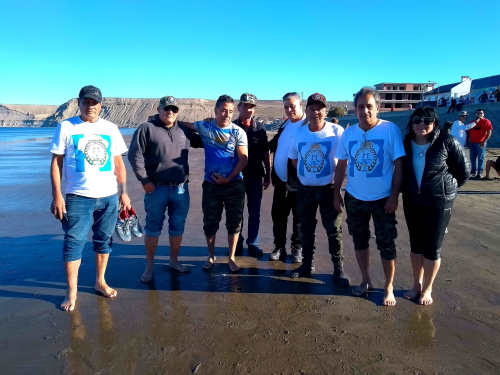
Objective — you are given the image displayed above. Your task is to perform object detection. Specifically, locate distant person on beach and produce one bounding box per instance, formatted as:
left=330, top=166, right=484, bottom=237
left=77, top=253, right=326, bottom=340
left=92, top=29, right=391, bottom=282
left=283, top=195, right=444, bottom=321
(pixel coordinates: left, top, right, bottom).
left=441, top=121, right=453, bottom=134
left=468, top=109, right=493, bottom=178
left=180, top=95, right=248, bottom=272
left=450, top=111, right=474, bottom=147
left=483, top=157, right=500, bottom=180
left=127, top=96, right=202, bottom=282
left=268, top=92, right=306, bottom=264
left=288, top=93, right=350, bottom=285
left=49, top=85, right=131, bottom=312
left=401, top=106, right=470, bottom=305
left=233, top=93, right=271, bottom=258
left=334, top=86, right=405, bottom=306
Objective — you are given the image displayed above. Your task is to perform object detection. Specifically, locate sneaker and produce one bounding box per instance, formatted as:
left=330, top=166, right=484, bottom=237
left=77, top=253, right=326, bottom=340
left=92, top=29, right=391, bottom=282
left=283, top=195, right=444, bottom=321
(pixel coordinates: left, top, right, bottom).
left=270, top=246, right=287, bottom=262
left=248, top=245, right=263, bottom=258
left=291, top=245, right=303, bottom=263
left=115, top=209, right=132, bottom=242
left=476, top=172, right=483, bottom=178
left=333, top=262, right=350, bottom=286
left=127, top=207, right=143, bottom=238
left=291, top=261, right=315, bottom=278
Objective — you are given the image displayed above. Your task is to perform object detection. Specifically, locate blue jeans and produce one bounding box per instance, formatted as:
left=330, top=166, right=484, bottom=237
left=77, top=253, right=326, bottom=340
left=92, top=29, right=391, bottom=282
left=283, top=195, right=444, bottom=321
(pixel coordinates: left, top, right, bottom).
left=241, top=178, right=263, bottom=246
left=469, top=142, right=486, bottom=174
left=144, top=183, right=190, bottom=237
left=62, top=194, right=119, bottom=262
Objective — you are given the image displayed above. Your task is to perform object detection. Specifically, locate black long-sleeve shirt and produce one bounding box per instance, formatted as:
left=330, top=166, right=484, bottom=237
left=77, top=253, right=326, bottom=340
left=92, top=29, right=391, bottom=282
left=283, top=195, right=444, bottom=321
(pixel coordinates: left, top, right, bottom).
left=128, top=115, right=202, bottom=185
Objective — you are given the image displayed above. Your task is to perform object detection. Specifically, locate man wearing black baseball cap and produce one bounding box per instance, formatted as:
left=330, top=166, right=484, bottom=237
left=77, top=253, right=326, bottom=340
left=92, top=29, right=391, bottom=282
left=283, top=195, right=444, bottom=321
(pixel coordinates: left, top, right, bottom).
left=50, top=85, right=131, bottom=311
left=288, top=93, right=349, bottom=284
left=232, top=93, right=270, bottom=258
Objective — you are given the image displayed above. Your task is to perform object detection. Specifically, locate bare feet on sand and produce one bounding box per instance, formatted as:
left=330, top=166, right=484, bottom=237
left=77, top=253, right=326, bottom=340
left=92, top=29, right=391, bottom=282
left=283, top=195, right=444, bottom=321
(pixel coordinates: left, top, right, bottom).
left=383, top=287, right=396, bottom=306
left=203, top=256, right=216, bottom=270
left=419, top=290, right=433, bottom=305
left=61, top=290, right=77, bottom=312
left=404, top=285, right=422, bottom=300
left=140, top=267, right=154, bottom=283
left=228, top=259, right=240, bottom=272
left=352, top=282, right=373, bottom=296
left=95, top=282, right=117, bottom=298
left=169, top=260, right=190, bottom=273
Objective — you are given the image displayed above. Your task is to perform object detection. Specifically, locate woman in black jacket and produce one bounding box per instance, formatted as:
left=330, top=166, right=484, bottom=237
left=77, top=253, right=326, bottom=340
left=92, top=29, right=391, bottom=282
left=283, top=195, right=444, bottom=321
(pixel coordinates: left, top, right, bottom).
left=402, top=106, right=470, bottom=305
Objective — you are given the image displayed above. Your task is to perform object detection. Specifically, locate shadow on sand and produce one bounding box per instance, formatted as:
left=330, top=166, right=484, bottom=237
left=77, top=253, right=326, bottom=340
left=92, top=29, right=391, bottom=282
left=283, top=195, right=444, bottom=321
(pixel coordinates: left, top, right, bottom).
left=0, top=234, right=403, bottom=308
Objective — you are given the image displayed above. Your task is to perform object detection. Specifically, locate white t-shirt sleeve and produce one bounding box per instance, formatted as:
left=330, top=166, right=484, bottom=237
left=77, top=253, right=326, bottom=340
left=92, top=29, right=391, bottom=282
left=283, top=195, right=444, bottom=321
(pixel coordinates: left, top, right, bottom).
left=49, top=123, right=67, bottom=155
left=111, top=126, right=128, bottom=156
left=236, top=128, right=248, bottom=146
left=287, top=132, right=298, bottom=160
left=334, top=129, right=349, bottom=160
left=390, top=124, right=406, bottom=161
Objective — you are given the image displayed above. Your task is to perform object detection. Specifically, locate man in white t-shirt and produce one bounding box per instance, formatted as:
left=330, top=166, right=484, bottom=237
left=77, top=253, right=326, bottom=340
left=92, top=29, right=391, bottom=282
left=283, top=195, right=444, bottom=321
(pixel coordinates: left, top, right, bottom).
left=450, top=111, right=473, bottom=147
left=334, top=86, right=405, bottom=306
left=268, top=92, right=306, bottom=263
left=288, top=93, right=349, bottom=285
left=50, top=85, right=131, bottom=312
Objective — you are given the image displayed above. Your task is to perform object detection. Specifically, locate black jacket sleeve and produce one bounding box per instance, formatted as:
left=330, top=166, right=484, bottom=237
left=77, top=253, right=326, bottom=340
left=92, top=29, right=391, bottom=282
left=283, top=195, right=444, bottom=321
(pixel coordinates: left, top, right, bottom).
left=446, top=136, right=471, bottom=187
left=127, top=124, right=151, bottom=185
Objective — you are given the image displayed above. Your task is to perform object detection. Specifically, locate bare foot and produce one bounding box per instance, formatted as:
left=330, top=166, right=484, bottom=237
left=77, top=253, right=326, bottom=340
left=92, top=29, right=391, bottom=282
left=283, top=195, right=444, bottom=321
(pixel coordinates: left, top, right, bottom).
left=95, top=282, right=117, bottom=298
left=203, top=256, right=216, bottom=270
left=419, top=290, right=433, bottom=305
left=169, top=260, right=190, bottom=273
left=140, top=267, right=154, bottom=283
left=383, top=287, right=396, bottom=306
left=352, top=282, right=373, bottom=296
left=228, top=259, right=240, bottom=272
left=404, top=286, right=421, bottom=300
left=61, top=291, right=77, bottom=312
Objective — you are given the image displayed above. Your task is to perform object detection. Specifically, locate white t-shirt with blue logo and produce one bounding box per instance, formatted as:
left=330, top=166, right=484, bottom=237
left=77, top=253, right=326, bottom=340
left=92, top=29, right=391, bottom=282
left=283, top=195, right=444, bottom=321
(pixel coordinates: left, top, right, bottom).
left=50, top=116, right=128, bottom=198
left=194, top=120, right=248, bottom=183
left=288, top=121, right=344, bottom=186
left=335, top=120, right=405, bottom=201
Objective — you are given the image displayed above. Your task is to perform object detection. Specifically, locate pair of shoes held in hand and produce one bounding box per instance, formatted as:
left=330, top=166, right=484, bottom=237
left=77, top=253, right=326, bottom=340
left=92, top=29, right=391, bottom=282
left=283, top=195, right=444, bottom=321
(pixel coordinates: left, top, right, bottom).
left=115, top=207, right=143, bottom=242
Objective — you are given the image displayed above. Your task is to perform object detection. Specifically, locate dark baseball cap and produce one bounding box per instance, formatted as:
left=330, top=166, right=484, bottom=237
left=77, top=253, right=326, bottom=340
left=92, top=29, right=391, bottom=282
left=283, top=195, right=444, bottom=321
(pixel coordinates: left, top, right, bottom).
left=159, top=95, right=179, bottom=109
left=79, top=85, right=102, bottom=103
left=306, top=93, right=327, bottom=108
left=239, top=93, right=257, bottom=106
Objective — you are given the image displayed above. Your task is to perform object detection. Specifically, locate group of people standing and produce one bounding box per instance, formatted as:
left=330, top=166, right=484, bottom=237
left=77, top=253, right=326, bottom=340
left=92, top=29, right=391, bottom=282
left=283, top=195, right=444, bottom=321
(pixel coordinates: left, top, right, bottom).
left=50, top=85, right=471, bottom=312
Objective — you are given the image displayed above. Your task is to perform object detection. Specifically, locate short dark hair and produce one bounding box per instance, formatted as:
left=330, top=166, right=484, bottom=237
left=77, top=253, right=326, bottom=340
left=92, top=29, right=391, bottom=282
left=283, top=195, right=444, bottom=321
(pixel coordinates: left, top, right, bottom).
left=353, top=86, right=381, bottom=108
left=331, top=117, right=339, bottom=124
left=407, top=106, right=440, bottom=134
left=476, top=108, right=484, bottom=112
left=215, top=94, right=234, bottom=109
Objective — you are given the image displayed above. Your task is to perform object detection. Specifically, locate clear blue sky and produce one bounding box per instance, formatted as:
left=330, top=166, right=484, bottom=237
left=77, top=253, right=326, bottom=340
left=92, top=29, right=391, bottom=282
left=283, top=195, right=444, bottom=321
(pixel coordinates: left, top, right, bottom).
left=0, top=0, right=498, bottom=105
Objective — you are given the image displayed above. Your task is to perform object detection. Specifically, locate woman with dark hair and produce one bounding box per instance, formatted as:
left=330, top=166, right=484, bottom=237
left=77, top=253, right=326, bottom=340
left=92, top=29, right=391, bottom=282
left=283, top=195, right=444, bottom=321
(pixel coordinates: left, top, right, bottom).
left=401, top=106, right=470, bottom=305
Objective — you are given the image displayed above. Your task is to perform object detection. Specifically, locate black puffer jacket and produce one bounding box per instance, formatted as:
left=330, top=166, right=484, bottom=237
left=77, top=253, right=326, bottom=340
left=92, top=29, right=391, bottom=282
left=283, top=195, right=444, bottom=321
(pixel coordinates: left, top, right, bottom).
left=401, top=129, right=470, bottom=206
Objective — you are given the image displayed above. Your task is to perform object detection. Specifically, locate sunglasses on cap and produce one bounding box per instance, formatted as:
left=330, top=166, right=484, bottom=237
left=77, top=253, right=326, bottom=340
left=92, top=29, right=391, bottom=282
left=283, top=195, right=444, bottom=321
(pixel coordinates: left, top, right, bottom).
left=241, top=94, right=255, bottom=101
left=412, top=117, right=435, bottom=125
left=163, top=105, right=179, bottom=113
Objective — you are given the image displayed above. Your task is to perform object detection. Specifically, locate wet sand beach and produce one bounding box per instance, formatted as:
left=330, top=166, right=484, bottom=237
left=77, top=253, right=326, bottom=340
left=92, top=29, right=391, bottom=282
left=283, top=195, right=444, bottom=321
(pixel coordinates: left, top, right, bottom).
left=0, top=135, right=499, bottom=374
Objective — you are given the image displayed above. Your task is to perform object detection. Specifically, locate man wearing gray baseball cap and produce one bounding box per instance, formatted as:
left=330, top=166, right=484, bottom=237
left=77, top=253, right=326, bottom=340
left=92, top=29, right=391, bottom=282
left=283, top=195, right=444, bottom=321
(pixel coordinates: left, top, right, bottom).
left=450, top=111, right=474, bottom=147
left=128, top=96, right=202, bottom=282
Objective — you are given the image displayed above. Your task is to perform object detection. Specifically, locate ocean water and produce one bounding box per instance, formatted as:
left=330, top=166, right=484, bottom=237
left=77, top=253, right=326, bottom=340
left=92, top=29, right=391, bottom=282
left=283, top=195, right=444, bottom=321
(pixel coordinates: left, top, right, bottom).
left=0, top=127, right=136, bottom=143
left=0, top=127, right=136, bottom=186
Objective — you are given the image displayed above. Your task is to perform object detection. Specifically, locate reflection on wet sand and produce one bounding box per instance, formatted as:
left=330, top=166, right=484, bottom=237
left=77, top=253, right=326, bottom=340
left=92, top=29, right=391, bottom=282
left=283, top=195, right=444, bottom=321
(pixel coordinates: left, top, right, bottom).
left=403, top=309, right=436, bottom=350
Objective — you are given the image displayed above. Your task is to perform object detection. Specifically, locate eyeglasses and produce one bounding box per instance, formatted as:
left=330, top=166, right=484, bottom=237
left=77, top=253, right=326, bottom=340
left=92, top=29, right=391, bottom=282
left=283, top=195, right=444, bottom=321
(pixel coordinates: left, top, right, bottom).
left=412, top=117, right=434, bottom=125
left=163, top=106, right=179, bottom=113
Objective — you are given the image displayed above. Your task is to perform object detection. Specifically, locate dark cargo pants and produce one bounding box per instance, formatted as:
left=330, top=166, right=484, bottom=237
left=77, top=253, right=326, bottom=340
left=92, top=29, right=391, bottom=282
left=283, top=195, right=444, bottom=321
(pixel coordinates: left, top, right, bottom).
left=344, top=191, right=397, bottom=261
left=296, top=183, right=343, bottom=264
left=202, top=179, right=245, bottom=237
